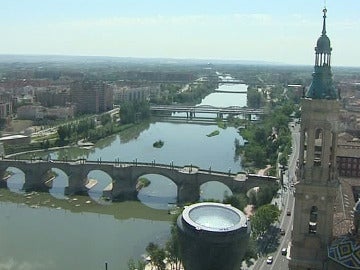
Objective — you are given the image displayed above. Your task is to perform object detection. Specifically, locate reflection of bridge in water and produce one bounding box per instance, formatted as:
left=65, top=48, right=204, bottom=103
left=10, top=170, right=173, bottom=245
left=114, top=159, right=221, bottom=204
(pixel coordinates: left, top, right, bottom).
left=150, top=105, right=264, bottom=119
left=0, top=158, right=276, bottom=204
left=0, top=188, right=171, bottom=221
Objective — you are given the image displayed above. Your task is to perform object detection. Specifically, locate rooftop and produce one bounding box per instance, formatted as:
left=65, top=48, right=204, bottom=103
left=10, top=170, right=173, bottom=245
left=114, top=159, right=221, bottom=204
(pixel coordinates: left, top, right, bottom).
left=182, top=202, right=247, bottom=233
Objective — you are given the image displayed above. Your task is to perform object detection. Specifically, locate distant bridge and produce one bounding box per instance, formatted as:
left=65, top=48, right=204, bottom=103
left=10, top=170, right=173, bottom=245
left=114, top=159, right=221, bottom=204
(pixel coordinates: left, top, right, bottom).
left=214, top=90, right=247, bottom=94
left=0, top=158, right=277, bottom=203
left=218, top=79, right=244, bottom=84
left=150, top=105, right=264, bottom=119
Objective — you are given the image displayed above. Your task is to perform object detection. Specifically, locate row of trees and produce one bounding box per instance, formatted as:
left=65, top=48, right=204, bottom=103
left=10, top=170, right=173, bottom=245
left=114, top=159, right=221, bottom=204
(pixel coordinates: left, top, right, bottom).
left=237, top=94, right=296, bottom=173
left=57, top=113, right=117, bottom=144
left=151, top=79, right=217, bottom=105
left=119, top=100, right=150, bottom=124
left=128, top=216, right=182, bottom=270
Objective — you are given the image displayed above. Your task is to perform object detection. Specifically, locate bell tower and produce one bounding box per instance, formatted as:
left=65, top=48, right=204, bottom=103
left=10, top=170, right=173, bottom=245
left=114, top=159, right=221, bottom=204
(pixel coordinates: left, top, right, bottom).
left=289, top=8, right=340, bottom=270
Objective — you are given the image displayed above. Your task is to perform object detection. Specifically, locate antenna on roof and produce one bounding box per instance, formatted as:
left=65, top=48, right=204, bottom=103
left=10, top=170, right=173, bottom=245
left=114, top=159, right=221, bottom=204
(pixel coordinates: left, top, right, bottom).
left=324, top=0, right=327, bottom=8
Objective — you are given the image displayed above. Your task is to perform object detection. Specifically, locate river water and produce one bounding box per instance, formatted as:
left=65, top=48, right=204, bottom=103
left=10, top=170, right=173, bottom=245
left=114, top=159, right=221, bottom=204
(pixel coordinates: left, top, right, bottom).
left=1, top=83, right=248, bottom=270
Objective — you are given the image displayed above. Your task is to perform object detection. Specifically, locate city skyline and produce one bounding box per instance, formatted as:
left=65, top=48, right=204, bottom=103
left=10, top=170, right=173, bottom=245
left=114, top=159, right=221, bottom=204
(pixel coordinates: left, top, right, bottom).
left=0, top=0, right=359, bottom=66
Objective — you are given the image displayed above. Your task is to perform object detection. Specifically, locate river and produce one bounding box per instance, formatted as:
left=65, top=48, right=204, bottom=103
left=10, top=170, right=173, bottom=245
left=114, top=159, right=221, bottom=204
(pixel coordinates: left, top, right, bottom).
left=0, top=82, right=248, bottom=270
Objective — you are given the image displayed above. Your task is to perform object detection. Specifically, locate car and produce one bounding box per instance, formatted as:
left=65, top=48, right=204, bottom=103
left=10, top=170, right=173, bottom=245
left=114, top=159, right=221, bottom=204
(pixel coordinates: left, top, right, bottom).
left=280, top=229, right=286, bottom=235
left=266, top=256, right=273, bottom=264
left=287, top=210, right=291, bottom=216
left=281, top=248, right=287, bottom=255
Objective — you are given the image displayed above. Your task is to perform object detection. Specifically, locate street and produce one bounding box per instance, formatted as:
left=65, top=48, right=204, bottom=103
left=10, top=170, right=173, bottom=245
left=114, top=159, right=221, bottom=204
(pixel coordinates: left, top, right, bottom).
left=249, top=120, right=300, bottom=270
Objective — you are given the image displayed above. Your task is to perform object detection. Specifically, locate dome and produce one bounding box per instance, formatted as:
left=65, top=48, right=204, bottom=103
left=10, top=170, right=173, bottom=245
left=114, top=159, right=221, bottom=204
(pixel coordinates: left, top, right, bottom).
left=316, top=35, right=331, bottom=53
left=181, top=202, right=247, bottom=233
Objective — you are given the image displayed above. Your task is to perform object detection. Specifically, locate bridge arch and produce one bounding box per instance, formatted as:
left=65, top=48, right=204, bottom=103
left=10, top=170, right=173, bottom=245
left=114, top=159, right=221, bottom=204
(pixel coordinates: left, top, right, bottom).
left=200, top=181, right=233, bottom=201
left=2, top=166, right=25, bottom=193
left=86, top=169, right=113, bottom=202
left=48, top=168, right=69, bottom=199
left=137, top=173, right=177, bottom=209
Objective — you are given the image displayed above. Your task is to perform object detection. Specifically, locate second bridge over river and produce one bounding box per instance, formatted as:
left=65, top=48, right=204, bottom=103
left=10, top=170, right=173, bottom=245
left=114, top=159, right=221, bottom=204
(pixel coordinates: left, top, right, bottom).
left=0, top=158, right=277, bottom=203
left=150, top=105, right=264, bottom=119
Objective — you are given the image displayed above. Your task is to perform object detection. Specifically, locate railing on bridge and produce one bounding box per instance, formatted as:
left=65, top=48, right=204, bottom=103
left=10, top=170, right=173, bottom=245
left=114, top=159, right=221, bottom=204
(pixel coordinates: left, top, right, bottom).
left=150, top=105, right=264, bottom=115
left=1, top=157, right=278, bottom=182
left=2, top=156, right=244, bottom=178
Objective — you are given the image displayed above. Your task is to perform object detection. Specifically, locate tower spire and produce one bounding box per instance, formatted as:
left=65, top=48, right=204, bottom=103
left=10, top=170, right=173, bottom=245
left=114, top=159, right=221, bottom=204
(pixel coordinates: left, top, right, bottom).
left=305, top=8, right=337, bottom=100
left=322, top=7, right=327, bottom=35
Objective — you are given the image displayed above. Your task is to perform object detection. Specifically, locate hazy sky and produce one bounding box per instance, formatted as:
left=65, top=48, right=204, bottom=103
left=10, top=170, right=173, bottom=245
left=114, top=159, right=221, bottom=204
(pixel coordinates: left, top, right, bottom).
left=0, top=0, right=359, bottom=66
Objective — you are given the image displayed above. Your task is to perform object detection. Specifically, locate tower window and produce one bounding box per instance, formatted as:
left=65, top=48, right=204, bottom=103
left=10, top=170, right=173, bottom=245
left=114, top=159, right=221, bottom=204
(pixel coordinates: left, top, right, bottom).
left=314, top=129, right=323, bottom=166
left=309, top=206, right=318, bottom=234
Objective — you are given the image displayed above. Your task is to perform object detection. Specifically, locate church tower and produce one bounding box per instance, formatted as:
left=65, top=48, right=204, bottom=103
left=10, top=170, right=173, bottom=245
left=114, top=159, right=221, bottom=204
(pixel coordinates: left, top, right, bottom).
left=289, top=8, right=340, bottom=270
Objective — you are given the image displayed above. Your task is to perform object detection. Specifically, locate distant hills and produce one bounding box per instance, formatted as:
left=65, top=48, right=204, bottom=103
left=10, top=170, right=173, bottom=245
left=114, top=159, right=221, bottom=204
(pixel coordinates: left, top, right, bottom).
left=0, top=54, right=287, bottom=66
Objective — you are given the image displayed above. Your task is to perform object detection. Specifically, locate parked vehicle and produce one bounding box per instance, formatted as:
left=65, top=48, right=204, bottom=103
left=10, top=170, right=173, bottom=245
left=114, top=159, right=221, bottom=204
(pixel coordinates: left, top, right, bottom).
left=266, top=256, right=273, bottom=264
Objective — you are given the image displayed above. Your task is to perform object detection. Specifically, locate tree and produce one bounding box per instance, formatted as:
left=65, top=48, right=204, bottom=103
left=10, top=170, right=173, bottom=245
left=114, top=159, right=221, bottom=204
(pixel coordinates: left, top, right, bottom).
left=251, top=204, right=280, bottom=238
left=100, top=113, right=112, bottom=125
left=146, top=242, right=166, bottom=270
left=120, top=101, right=150, bottom=124
left=245, top=144, right=266, bottom=167
left=247, top=88, right=264, bottom=108
left=223, top=193, right=249, bottom=211
left=57, top=125, right=68, bottom=142
left=165, top=223, right=182, bottom=270
left=127, top=258, right=146, bottom=270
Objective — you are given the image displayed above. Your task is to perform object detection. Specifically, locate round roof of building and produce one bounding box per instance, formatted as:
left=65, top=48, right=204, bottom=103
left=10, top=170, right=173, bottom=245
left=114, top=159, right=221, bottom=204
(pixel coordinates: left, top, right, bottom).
left=181, top=202, right=247, bottom=233
left=328, top=235, right=360, bottom=268
left=315, top=8, right=332, bottom=54
left=316, top=35, right=332, bottom=54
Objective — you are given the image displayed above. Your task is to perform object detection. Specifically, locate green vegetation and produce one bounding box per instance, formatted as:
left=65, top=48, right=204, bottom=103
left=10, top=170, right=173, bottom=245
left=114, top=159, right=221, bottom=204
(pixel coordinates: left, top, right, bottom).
left=247, top=184, right=280, bottom=208
left=127, top=259, right=146, bottom=270
left=138, top=214, right=182, bottom=270
left=120, top=100, right=150, bottom=124
left=247, top=87, right=266, bottom=108
left=206, top=130, right=220, bottom=137
left=250, top=204, right=280, bottom=238
left=235, top=94, right=295, bottom=174
left=4, top=117, right=135, bottom=155
left=223, top=193, right=249, bottom=211
left=216, top=119, right=227, bottom=129
left=136, top=177, right=151, bottom=191
left=153, top=140, right=164, bottom=148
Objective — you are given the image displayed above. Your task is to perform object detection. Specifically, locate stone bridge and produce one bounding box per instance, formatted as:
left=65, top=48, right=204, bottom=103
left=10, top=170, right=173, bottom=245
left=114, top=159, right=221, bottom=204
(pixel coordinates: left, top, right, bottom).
left=0, top=158, right=277, bottom=203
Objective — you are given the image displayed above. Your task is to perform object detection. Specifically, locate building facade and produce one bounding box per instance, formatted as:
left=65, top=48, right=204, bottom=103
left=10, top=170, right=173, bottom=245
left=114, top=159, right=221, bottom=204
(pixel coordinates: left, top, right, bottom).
left=289, top=9, right=341, bottom=270
left=70, top=80, right=113, bottom=114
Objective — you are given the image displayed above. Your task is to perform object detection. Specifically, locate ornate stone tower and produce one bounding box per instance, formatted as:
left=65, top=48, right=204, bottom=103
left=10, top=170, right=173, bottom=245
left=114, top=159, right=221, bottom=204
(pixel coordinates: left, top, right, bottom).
left=289, top=8, right=340, bottom=270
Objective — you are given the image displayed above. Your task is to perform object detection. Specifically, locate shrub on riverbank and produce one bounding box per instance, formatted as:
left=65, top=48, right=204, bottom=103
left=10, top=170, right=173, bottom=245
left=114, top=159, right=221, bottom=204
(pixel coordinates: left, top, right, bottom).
left=153, top=140, right=164, bottom=148
left=136, top=177, right=151, bottom=191
left=206, top=130, right=220, bottom=137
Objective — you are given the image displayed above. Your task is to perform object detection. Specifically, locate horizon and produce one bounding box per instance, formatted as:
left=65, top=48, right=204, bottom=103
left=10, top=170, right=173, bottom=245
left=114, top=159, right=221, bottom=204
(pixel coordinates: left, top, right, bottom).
left=0, top=0, right=359, bottom=67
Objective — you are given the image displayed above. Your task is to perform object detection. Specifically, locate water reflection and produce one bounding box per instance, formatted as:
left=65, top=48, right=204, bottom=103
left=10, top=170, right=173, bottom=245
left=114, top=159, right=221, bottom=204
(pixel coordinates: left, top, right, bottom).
left=137, top=174, right=177, bottom=210
left=200, top=181, right=233, bottom=202
left=0, top=188, right=171, bottom=222
left=49, top=168, right=68, bottom=200
left=87, top=170, right=112, bottom=204
left=6, top=167, right=25, bottom=194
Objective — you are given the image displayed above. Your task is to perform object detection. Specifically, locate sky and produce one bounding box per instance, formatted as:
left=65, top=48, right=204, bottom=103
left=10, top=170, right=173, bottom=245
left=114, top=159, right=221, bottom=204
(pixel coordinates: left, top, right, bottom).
left=0, top=0, right=359, bottom=66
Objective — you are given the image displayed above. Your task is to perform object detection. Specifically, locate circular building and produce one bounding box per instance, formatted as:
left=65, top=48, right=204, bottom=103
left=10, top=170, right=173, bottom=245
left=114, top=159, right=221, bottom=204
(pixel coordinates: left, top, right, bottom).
left=177, top=202, right=250, bottom=270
